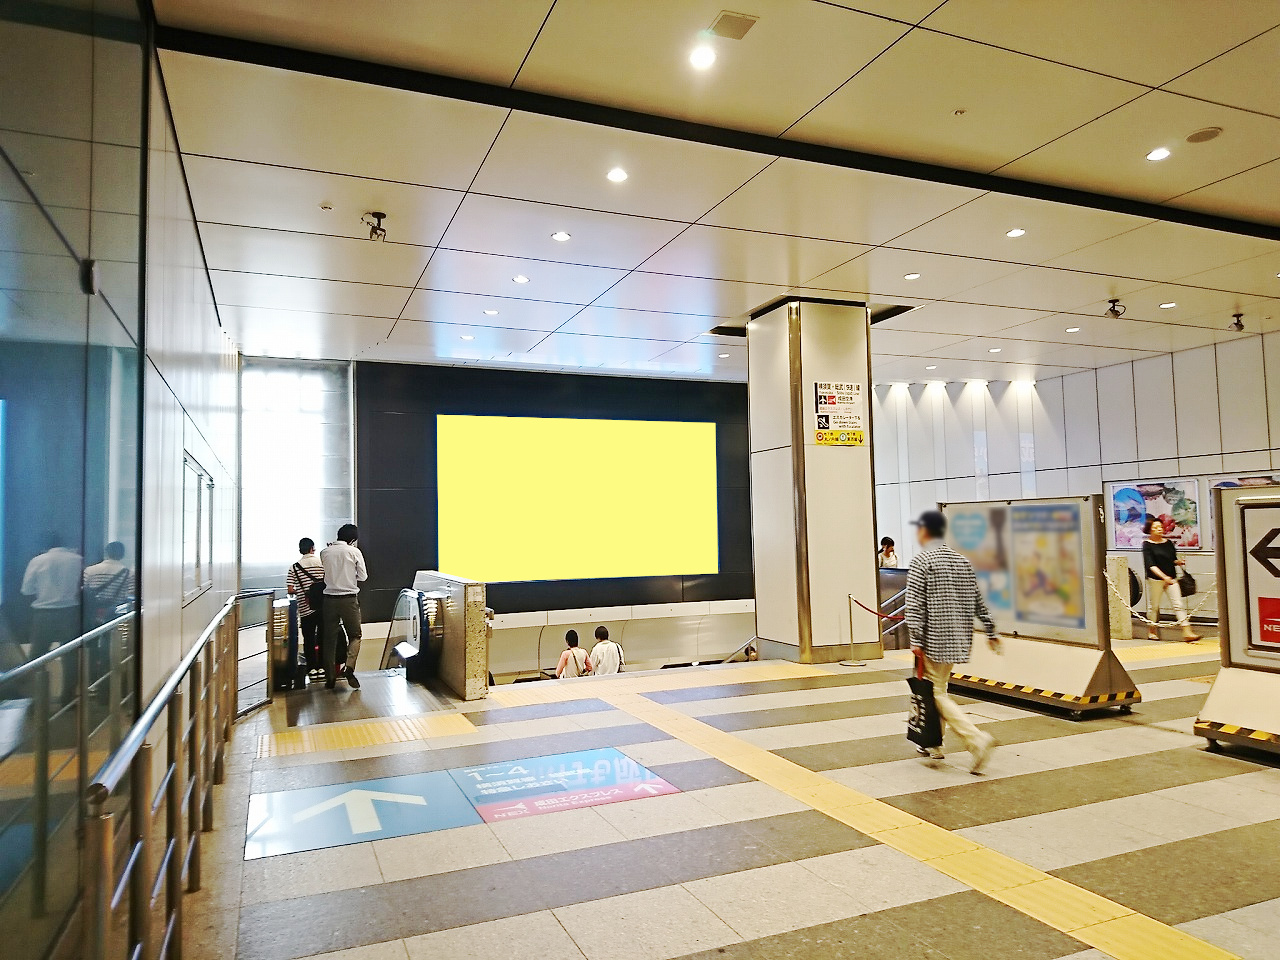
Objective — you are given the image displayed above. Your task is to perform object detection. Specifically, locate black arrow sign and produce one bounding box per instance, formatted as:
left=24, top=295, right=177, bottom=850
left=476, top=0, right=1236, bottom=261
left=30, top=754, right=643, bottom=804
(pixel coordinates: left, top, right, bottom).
left=1250, top=528, right=1280, bottom=578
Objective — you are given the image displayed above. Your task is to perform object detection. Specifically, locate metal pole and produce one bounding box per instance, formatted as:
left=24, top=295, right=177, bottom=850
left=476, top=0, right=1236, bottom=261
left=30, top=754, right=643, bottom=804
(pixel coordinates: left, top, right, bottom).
left=213, top=620, right=226, bottom=786
left=83, top=804, right=114, bottom=960
left=200, top=645, right=214, bottom=828
left=187, top=659, right=204, bottom=889
left=32, top=668, right=50, bottom=917
left=78, top=639, right=91, bottom=826
left=166, top=691, right=184, bottom=960
left=129, top=743, right=153, bottom=960
left=108, top=622, right=124, bottom=749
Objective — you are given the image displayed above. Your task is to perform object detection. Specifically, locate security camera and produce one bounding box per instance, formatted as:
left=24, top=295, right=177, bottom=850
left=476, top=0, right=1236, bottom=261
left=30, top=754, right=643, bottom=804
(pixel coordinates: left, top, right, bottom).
left=1104, top=299, right=1126, bottom=319
left=1228, top=313, right=1244, bottom=333
left=362, top=211, right=387, bottom=241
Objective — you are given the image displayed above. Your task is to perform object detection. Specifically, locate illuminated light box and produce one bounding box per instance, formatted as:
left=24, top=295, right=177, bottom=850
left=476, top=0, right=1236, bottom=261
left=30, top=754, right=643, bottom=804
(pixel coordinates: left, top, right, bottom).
left=437, top=415, right=718, bottom=582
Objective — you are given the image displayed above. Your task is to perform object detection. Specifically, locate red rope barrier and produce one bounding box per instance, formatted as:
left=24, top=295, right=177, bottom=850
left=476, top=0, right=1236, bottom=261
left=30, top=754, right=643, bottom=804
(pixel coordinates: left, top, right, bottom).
left=851, top=596, right=905, bottom=621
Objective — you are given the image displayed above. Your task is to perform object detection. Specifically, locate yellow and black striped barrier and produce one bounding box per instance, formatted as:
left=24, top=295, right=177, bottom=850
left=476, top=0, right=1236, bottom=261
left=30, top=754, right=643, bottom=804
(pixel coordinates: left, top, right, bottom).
left=950, top=673, right=1141, bottom=713
left=1195, top=718, right=1280, bottom=752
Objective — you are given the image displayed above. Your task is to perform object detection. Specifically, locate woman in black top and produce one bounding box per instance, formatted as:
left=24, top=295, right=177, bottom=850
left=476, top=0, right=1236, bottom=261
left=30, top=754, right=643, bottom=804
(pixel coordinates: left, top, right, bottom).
left=1142, top=519, right=1200, bottom=642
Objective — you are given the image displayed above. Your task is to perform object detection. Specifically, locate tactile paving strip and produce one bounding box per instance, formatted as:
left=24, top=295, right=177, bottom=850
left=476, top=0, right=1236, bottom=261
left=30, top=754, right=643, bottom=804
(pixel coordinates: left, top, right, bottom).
left=257, top=712, right=476, bottom=758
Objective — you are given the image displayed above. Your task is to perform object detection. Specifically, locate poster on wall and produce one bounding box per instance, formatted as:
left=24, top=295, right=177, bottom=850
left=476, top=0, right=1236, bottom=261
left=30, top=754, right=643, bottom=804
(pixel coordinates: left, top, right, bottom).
left=948, top=504, right=1012, bottom=618
left=1241, top=502, right=1280, bottom=652
left=813, top=381, right=865, bottom=446
left=1207, top=476, right=1279, bottom=547
left=1010, top=502, right=1086, bottom=630
left=1108, top=478, right=1202, bottom=550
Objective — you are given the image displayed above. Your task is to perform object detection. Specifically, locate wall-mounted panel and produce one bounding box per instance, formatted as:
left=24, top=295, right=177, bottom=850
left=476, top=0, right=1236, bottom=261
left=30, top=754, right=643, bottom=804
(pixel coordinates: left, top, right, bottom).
left=1133, top=354, right=1176, bottom=462
left=1062, top=371, right=1101, bottom=468
left=1172, top=344, right=1222, bottom=458
left=1096, top=363, right=1138, bottom=465
left=1217, top=337, right=1268, bottom=455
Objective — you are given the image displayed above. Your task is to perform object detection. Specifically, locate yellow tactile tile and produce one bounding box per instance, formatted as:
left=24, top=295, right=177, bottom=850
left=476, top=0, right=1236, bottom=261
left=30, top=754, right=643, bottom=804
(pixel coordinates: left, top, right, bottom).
left=991, top=878, right=1134, bottom=933
left=926, top=847, right=1048, bottom=892
left=257, top=712, right=476, bottom=758
left=876, top=822, right=981, bottom=861
left=1078, top=913, right=1241, bottom=959
left=826, top=800, right=923, bottom=834
left=1113, top=639, right=1220, bottom=663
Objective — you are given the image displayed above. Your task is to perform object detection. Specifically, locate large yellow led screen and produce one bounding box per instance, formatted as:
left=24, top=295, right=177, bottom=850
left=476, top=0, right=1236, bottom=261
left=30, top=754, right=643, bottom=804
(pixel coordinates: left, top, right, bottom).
left=437, top=415, right=719, bottom=582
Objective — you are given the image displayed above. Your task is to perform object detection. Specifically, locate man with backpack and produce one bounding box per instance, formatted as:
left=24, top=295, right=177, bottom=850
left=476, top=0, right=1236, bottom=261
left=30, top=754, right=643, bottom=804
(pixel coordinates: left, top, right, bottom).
left=83, top=541, right=134, bottom=626
left=320, top=524, right=367, bottom=690
left=286, top=538, right=326, bottom=684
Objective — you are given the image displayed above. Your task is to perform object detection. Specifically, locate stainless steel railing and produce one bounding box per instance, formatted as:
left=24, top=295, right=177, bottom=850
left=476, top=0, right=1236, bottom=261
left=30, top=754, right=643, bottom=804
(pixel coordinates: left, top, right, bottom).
left=82, top=589, right=274, bottom=960
left=880, top=587, right=909, bottom=647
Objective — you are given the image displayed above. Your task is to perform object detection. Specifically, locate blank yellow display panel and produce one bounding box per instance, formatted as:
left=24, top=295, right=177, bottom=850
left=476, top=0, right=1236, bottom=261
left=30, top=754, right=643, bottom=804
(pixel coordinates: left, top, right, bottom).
left=437, top=415, right=719, bottom=582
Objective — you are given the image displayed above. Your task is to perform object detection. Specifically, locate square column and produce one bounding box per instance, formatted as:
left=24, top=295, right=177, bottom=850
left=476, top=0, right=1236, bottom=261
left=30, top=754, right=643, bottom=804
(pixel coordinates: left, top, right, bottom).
left=748, top=299, right=878, bottom=663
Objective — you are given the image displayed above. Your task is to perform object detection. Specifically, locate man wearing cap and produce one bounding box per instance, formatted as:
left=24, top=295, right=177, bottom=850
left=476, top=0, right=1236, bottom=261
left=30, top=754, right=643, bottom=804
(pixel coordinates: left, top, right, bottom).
left=906, top=509, right=1000, bottom=773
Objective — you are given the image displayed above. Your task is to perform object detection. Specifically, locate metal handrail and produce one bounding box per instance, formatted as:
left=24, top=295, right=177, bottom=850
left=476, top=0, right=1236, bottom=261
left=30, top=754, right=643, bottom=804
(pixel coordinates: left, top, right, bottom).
left=0, top=610, right=134, bottom=685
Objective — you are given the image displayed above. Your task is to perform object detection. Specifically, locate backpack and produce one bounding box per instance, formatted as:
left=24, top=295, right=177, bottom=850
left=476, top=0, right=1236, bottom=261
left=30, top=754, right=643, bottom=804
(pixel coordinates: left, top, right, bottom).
left=294, top=563, right=326, bottom=616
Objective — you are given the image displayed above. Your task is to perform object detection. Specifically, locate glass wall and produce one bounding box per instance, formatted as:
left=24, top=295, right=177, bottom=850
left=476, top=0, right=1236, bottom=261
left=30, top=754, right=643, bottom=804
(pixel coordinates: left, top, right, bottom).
left=0, top=2, right=144, bottom=957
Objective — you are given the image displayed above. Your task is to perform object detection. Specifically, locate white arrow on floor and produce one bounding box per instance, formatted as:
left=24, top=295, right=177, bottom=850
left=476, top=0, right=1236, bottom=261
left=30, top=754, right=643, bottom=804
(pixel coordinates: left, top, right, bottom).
left=293, top=789, right=428, bottom=834
left=632, top=782, right=664, bottom=795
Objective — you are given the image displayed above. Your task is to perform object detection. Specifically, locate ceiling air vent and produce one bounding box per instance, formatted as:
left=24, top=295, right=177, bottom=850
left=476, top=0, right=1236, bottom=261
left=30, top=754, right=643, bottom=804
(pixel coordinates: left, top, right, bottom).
left=709, top=11, right=758, bottom=40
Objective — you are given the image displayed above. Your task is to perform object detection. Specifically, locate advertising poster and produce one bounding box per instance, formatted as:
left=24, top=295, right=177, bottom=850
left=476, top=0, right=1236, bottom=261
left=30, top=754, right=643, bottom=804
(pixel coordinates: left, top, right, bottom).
left=813, top=381, right=865, bottom=446
left=1242, top=504, right=1280, bottom=652
left=1207, top=476, right=1278, bottom=550
left=1011, top=503, right=1086, bottom=630
left=948, top=503, right=1012, bottom=618
left=1108, top=478, right=1201, bottom=550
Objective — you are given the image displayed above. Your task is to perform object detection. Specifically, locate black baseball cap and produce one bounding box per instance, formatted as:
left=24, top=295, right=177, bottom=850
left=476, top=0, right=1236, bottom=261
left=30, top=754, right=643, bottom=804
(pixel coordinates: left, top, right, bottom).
left=911, top=510, right=947, bottom=537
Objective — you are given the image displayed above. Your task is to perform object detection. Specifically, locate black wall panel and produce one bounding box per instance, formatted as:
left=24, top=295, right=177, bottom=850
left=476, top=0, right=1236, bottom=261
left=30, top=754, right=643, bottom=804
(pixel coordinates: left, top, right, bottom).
left=355, top=363, right=753, bottom=619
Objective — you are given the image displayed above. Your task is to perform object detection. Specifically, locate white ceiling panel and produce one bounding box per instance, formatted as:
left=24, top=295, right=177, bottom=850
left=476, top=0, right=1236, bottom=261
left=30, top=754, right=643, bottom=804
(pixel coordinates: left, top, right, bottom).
left=701, top=158, right=981, bottom=244
left=999, top=91, right=1280, bottom=204
left=891, top=193, right=1150, bottom=265
left=637, top=225, right=866, bottom=285
left=219, top=305, right=391, bottom=360
left=398, top=288, right=579, bottom=332
left=154, top=0, right=555, bottom=86
left=648, top=336, right=747, bottom=378
left=1166, top=25, right=1280, bottom=119
left=515, top=0, right=907, bottom=136
left=1070, top=283, right=1267, bottom=328
left=417, top=249, right=626, bottom=305
left=871, top=355, right=1078, bottom=383
left=928, top=337, right=1074, bottom=364
left=158, top=51, right=508, bottom=187
left=520, top=331, right=685, bottom=370
left=199, top=224, right=431, bottom=287
left=921, top=0, right=1280, bottom=88
left=869, top=327, right=971, bottom=356
left=786, top=29, right=1143, bottom=173
left=1178, top=250, right=1280, bottom=299
left=209, top=271, right=409, bottom=317
left=827, top=1, right=944, bottom=22
left=1171, top=160, right=1280, bottom=228
left=593, top=272, right=787, bottom=317
left=955, top=266, right=1159, bottom=314
left=997, top=313, right=1232, bottom=355
left=360, top=320, right=548, bottom=365
left=181, top=155, right=464, bottom=245
left=470, top=111, right=771, bottom=222
left=878, top=301, right=1055, bottom=337
left=1046, top=220, right=1279, bottom=283
left=804, top=247, right=1024, bottom=300
left=558, top=306, right=718, bottom=341
left=440, top=193, right=686, bottom=270
left=1030, top=343, right=1161, bottom=369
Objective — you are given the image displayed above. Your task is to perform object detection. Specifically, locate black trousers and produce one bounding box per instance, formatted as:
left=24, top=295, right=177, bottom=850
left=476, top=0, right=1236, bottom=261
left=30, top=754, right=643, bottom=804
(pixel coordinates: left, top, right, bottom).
left=299, top=612, right=321, bottom=669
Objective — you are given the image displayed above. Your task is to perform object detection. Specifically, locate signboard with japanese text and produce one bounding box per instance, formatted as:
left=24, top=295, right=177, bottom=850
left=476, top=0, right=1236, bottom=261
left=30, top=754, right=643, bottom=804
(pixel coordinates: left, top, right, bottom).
left=813, top=381, right=865, bottom=446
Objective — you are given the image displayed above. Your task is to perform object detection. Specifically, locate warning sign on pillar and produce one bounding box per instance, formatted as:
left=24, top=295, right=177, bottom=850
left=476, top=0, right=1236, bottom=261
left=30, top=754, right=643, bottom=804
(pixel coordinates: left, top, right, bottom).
left=1242, top=504, right=1280, bottom=650
left=814, top=381, right=865, bottom=446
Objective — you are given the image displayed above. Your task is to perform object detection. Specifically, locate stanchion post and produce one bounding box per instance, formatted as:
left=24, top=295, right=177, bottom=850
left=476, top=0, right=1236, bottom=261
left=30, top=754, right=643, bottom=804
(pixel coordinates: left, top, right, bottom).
left=129, top=743, right=153, bottom=960
left=83, top=803, right=114, bottom=960
left=78, top=640, right=91, bottom=825
left=108, top=622, right=124, bottom=749
left=201, top=643, right=215, bottom=825
left=187, top=658, right=203, bottom=889
left=166, top=691, right=184, bottom=960
left=32, top=668, right=50, bottom=917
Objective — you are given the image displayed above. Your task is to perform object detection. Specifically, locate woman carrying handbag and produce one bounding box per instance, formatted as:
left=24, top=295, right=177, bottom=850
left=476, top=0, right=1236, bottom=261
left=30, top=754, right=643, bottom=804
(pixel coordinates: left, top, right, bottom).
left=1141, top=519, right=1201, bottom=642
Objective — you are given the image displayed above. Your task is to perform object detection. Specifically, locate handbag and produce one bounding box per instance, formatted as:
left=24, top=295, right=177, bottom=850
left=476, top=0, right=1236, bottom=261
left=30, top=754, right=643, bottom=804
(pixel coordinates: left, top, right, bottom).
left=1177, top=571, right=1197, bottom=596
left=906, top=657, right=943, bottom=750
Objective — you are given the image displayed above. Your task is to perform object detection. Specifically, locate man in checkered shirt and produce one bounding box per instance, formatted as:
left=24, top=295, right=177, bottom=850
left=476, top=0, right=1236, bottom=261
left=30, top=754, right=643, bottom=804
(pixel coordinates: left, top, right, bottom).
left=906, top=510, right=1001, bottom=773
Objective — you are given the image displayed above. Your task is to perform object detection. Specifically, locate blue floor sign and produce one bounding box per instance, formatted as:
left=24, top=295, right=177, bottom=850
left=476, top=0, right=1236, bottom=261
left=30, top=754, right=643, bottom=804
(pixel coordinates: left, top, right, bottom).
left=244, top=747, right=678, bottom=858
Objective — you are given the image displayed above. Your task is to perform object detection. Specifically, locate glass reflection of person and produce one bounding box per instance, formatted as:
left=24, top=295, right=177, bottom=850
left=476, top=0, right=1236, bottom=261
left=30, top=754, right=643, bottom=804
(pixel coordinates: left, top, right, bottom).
left=21, top=534, right=83, bottom=699
left=83, top=541, right=135, bottom=625
left=1142, top=519, right=1200, bottom=643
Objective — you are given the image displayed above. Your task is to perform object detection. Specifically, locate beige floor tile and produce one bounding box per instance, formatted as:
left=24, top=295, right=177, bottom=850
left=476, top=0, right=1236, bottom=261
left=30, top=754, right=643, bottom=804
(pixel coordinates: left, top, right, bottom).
left=372, top=822, right=510, bottom=882
left=688, top=780, right=809, bottom=821
left=570, top=710, right=637, bottom=730
left=801, top=845, right=969, bottom=912
left=684, top=861, right=865, bottom=940
left=618, top=739, right=711, bottom=767
left=554, top=886, right=740, bottom=960
left=593, top=792, right=728, bottom=840
left=489, top=806, right=627, bottom=860
left=404, top=911, right=584, bottom=960
left=296, top=942, right=410, bottom=960
left=242, top=843, right=384, bottom=903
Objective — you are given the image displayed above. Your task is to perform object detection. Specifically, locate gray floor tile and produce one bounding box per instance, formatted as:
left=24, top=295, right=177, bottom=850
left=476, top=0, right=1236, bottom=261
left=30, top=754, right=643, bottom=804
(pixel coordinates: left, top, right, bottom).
left=292, top=941, right=410, bottom=960
left=684, top=861, right=865, bottom=940
left=403, top=911, right=585, bottom=960
left=554, top=885, right=741, bottom=960
left=489, top=807, right=626, bottom=860
left=463, top=700, right=611, bottom=726
left=648, top=757, right=752, bottom=791
left=620, top=739, right=712, bottom=767
left=1176, top=914, right=1280, bottom=960
left=644, top=671, right=905, bottom=706
left=241, top=843, right=384, bottom=904
left=688, top=781, right=809, bottom=821
left=882, top=890, right=1084, bottom=960
left=595, top=792, right=728, bottom=840
left=801, top=846, right=969, bottom=913
left=372, top=822, right=511, bottom=882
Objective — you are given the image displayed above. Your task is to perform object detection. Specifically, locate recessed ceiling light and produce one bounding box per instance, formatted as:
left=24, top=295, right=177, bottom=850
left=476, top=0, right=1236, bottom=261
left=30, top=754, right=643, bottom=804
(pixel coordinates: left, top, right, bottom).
left=551, top=231, right=571, bottom=242
left=1005, top=227, right=1026, bottom=238
left=1146, top=146, right=1171, bottom=162
left=903, top=272, right=921, bottom=280
left=606, top=167, right=628, bottom=182
left=925, top=365, right=938, bottom=370
left=1186, top=126, right=1223, bottom=144
left=460, top=335, right=474, bottom=341
left=483, top=309, right=499, bottom=316
left=1159, top=302, right=1177, bottom=309
left=988, top=347, right=1002, bottom=353
left=1065, top=326, right=1081, bottom=333
left=689, top=44, right=716, bottom=70
left=512, top=274, right=530, bottom=284
left=717, top=353, right=730, bottom=358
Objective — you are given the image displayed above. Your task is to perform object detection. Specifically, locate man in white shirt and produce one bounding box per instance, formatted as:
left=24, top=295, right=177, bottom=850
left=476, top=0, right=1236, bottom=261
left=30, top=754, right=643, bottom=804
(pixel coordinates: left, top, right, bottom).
left=22, top=535, right=83, bottom=698
left=320, top=523, right=367, bottom=690
left=588, top=625, right=624, bottom=676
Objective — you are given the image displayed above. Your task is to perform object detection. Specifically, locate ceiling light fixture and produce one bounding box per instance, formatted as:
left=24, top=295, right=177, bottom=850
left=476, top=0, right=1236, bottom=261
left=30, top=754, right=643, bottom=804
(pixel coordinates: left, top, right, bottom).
left=1005, top=227, right=1026, bottom=238
left=718, top=353, right=730, bottom=358
left=551, top=231, right=571, bottom=242
left=512, top=274, right=530, bottom=284
left=483, top=309, right=499, bottom=316
left=903, top=272, right=921, bottom=280
left=1065, top=326, right=1081, bottom=333
left=689, top=44, right=716, bottom=69
left=1159, top=302, right=1177, bottom=309
left=460, top=334, right=475, bottom=341
left=1146, top=147, right=1171, bottom=162
left=606, top=167, right=628, bottom=182
left=988, top=347, right=1002, bottom=353
left=1104, top=299, right=1126, bottom=319
left=362, top=211, right=387, bottom=241
left=925, top=365, right=938, bottom=370
left=1229, top=312, right=1245, bottom=333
